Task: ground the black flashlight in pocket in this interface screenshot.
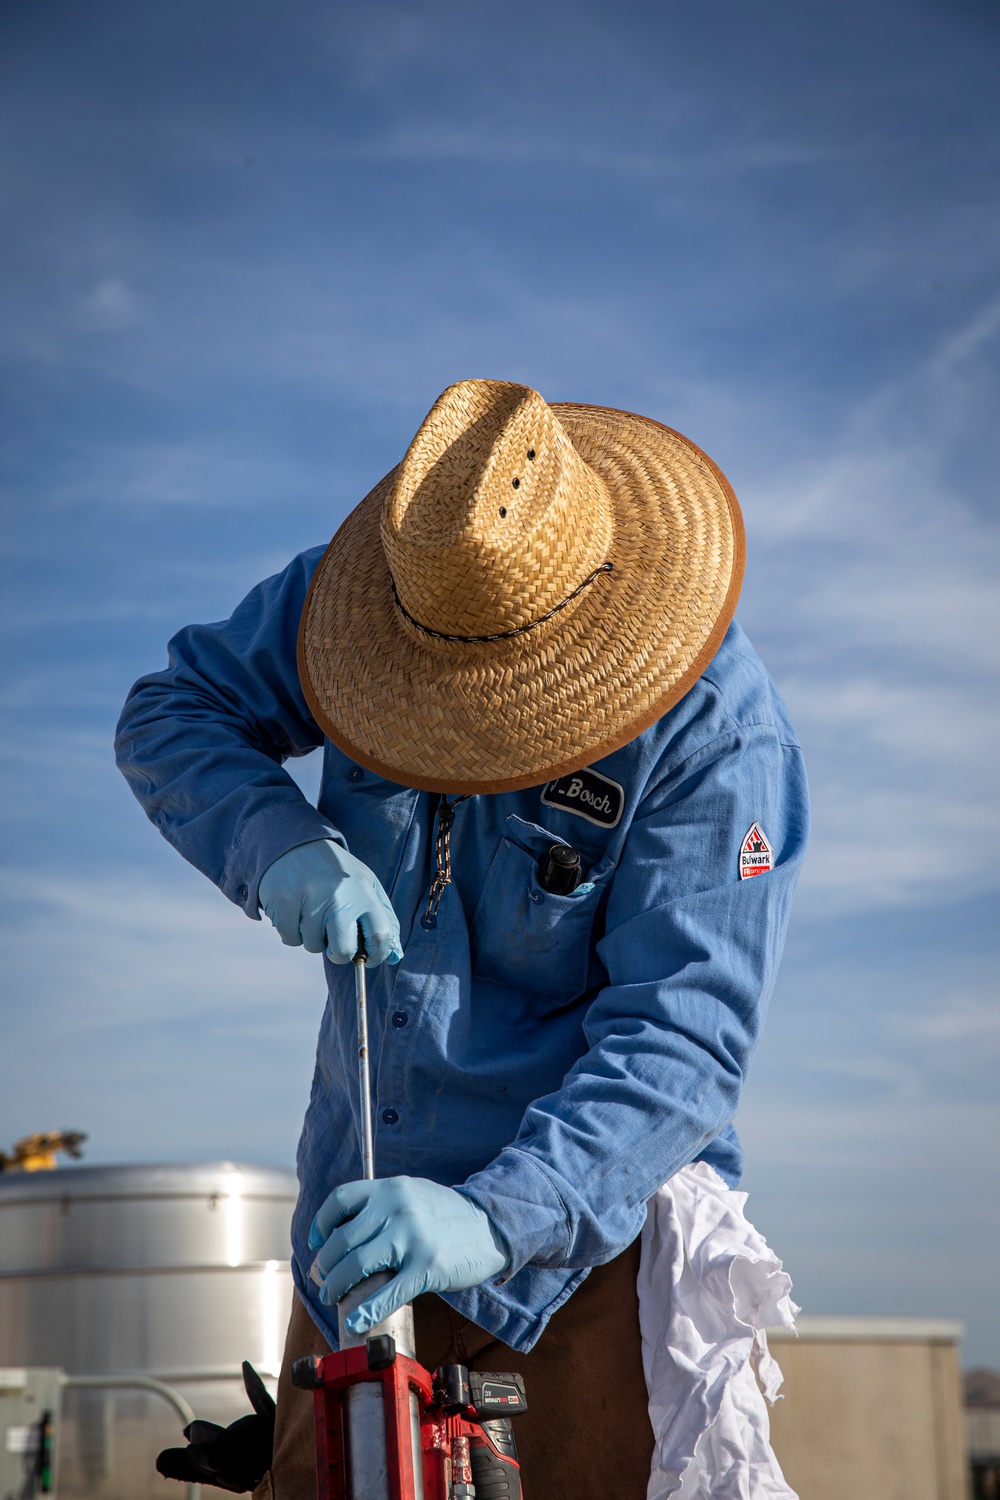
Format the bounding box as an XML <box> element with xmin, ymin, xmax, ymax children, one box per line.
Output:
<box><xmin>538</xmin><ymin>843</ymin><xmax>582</xmax><ymax>895</ymax></box>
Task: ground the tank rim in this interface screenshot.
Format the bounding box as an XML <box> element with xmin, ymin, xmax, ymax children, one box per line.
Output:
<box><xmin>0</xmin><ymin>1160</ymin><xmax>298</xmax><ymax>1202</ymax></box>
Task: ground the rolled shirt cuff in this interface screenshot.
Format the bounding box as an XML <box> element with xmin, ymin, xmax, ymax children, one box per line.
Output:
<box><xmin>457</xmin><ymin>1146</ymin><xmax>574</xmax><ymax>1277</ymax></box>
<box><xmin>221</xmin><ymin>799</ymin><xmax>347</xmax><ymax>918</ymax></box>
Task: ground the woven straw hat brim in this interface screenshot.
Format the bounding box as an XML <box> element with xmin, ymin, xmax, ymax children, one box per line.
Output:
<box><xmin>298</xmin><ymin>404</ymin><xmax>745</xmax><ymax>794</ymax></box>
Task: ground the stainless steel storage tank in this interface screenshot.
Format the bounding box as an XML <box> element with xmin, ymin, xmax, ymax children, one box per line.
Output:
<box><xmin>0</xmin><ymin>1162</ymin><xmax>297</xmax><ymax>1499</ymax></box>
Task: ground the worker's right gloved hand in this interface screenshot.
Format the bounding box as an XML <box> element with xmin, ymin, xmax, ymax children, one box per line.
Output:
<box><xmin>258</xmin><ymin>840</ymin><xmax>403</xmax><ymax>966</ymax></box>
<box><xmin>308</xmin><ymin>1177</ymin><xmax>510</xmax><ymax>1335</ymax></box>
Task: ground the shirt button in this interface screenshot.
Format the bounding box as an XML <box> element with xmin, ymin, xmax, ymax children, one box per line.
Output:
<box><xmin>239</xmin><ymin>884</ymin><xmax>249</xmax><ymax>901</ymax></box>
<box><xmin>381</xmin><ymin>1108</ymin><xmax>399</xmax><ymax>1126</ymax></box>
<box><xmin>348</xmin><ymin>767</ymin><xmax>364</xmax><ymax>783</ymax></box>
<box><xmin>528</xmin><ymin>889</ymin><xmax>543</xmax><ymax>905</ymax></box>
<box><xmin>392</xmin><ymin>1012</ymin><xmax>408</xmax><ymax>1029</ymax></box>
<box><xmin>420</xmin><ymin>914</ymin><xmax>437</xmax><ymax>930</ymax></box>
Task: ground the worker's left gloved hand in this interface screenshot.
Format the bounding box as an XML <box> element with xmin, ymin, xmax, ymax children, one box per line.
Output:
<box><xmin>307</xmin><ymin>1176</ymin><xmax>510</xmax><ymax>1335</ymax></box>
<box><xmin>156</xmin><ymin>1361</ymin><xmax>274</xmax><ymax>1494</ymax></box>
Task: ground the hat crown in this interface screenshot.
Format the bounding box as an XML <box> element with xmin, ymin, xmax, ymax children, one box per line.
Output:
<box><xmin>381</xmin><ymin>380</ymin><xmax>613</xmax><ymax>638</ymax></box>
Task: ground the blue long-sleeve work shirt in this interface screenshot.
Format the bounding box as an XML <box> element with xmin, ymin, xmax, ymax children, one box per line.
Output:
<box><xmin>115</xmin><ymin>546</ymin><xmax>808</xmax><ymax>1352</ymax></box>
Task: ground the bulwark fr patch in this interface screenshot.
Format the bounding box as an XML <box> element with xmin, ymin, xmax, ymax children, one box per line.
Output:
<box><xmin>739</xmin><ymin>822</ymin><xmax>773</xmax><ymax>879</ymax></box>
<box><xmin>541</xmin><ymin>767</ymin><xmax>625</xmax><ymax>829</ymax></box>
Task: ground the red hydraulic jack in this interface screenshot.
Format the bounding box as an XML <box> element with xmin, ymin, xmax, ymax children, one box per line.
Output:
<box><xmin>292</xmin><ymin>1342</ymin><xmax>526</xmax><ymax>1499</ymax></box>
<box><xmin>294</xmin><ymin>926</ymin><xmax>526</xmax><ymax>1499</ymax></box>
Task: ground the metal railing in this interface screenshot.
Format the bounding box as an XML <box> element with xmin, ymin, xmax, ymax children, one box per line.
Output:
<box><xmin>61</xmin><ymin>1375</ymin><xmax>199</xmax><ymax>1500</ymax></box>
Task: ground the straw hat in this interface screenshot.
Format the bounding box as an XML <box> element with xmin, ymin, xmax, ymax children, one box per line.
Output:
<box><xmin>298</xmin><ymin>380</ymin><xmax>744</xmax><ymax>794</ymax></box>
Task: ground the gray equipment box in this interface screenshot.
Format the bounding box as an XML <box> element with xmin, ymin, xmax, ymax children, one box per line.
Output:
<box><xmin>0</xmin><ymin>1368</ymin><xmax>62</xmax><ymax>1500</ymax></box>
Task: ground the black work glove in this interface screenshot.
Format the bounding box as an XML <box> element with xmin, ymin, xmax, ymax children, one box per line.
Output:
<box><xmin>156</xmin><ymin>1361</ymin><xmax>276</xmax><ymax>1494</ymax></box>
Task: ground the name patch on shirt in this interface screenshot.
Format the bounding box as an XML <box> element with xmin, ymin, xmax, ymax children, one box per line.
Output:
<box><xmin>541</xmin><ymin>768</ymin><xmax>625</xmax><ymax>828</ymax></box>
<box><xmin>739</xmin><ymin>822</ymin><xmax>773</xmax><ymax>879</ymax></box>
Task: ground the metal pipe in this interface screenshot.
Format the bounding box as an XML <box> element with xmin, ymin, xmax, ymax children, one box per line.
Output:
<box><xmin>339</xmin><ymin>926</ymin><xmax>423</xmax><ymax>1500</ymax></box>
<box><xmin>354</xmin><ymin>926</ymin><xmax>376</xmax><ymax>1183</ymax></box>
<box><xmin>61</xmin><ymin>1375</ymin><xmax>199</xmax><ymax>1500</ymax></box>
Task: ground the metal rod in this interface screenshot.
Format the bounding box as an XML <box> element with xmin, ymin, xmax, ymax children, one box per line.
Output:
<box><xmin>354</xmin><ymin>922</ymin><xmax>376</xmax><ymax>1182</ymax></box>
<box><xmin>61</xmin><ymin>1375</ymin><xmax>199</xmax><ymax>1500</ymax></box>
<box><xmin>343</xmin><ymin>924</ymin><xmax>423</xmax><ymax>1500</ymax></box>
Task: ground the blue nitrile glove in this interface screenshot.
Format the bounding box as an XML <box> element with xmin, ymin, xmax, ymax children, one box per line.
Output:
<box><xmin>258</xmin><ymin>840</ymin><xmax>403</xmax><ymax>966</ymax></box>
<box><xmin>307</xmin><ymin>1177</ymin><xmax>510</xmax><ymax>1335</ymax></box>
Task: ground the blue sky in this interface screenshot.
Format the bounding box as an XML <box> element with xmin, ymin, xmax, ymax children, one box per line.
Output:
<box><xmin>1</xmin><ymin>0</ymin><xmax>998</xmax><ymax>1363</ymax></box>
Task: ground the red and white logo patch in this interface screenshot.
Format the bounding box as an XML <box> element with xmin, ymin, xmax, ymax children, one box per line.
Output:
<box><xmin>739</xmin><ymin>822</ymin><xmax>773</xmax><ymax>879</ymax></box>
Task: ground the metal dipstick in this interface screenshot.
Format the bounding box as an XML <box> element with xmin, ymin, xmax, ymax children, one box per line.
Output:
<box><xmin>354</xmin><ymin>923</ymin><xmax>376</xmax><ymax>1183</ymax></box>
<box><xmin>340</xmin><ymin>922</ymin><xmax>422</xmax><ymax>1500</ymax></box>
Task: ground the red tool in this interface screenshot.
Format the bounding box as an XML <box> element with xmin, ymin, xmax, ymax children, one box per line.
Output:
<box><xmin>292</xmin><ymin>1341</ymin><xmax>525</xmax><ymax>1500</ymax></box>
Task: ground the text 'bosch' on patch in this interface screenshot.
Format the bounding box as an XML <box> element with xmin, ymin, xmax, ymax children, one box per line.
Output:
<box><xmin>540</xmin><ymin>768</ymin><xmax>625</xmax><ymax>828</ymax></box>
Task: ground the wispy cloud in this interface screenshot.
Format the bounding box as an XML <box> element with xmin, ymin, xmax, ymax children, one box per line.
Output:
<box><xmin>734</xmin><ymin>295</ymin><xmax>1000</xmax><ymax>914</ymax></box>
<box><xmin>0</xmin><ymin>866</ymin><xmax>328</xmax><ymax>1162</ymax></box>
<box><xmin>78</xmin><ymin>277</ymin><xmax>144</xmax><ymax>331</ymax></box>
<box><xmin>902</xmin><ymin>991</ymin><xmax>1000</xmax><ymax>1047</ymax></box>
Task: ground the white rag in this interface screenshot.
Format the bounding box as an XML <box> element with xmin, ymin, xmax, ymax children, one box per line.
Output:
<box><xmin>637</xmin><ymin>1161</ymin><xmax>800</xmax><ymax>1500</ymax></box>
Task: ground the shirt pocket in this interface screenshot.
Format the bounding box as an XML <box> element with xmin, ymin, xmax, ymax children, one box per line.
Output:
<box><xmin>471</xmin><ymin>815</ymin><xmax>616</xmax><ymax>1011</ymax></box>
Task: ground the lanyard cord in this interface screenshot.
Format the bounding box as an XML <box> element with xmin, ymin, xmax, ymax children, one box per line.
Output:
<box><xmin>424</xmin><ymin>794</ymin><xmax>470</xmax><ymax>924</ymax></box>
